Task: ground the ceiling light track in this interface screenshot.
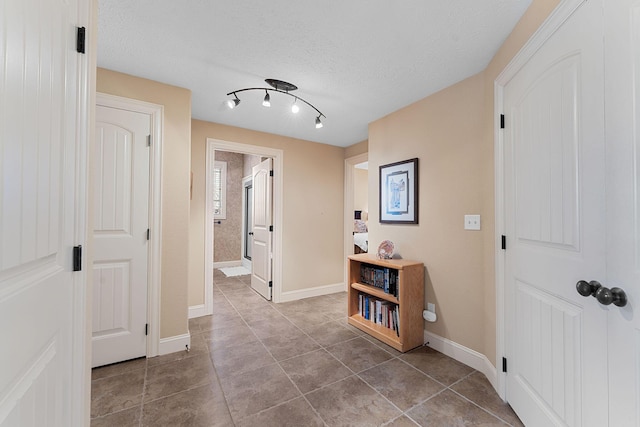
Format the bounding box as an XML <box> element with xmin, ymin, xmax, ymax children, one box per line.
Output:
<box><xmin>226</xmin><ymin>79</ymin><xmax>325</xmax><ymax>129</ymax></box>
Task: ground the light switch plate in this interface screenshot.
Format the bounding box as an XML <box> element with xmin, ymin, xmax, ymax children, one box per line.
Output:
<box><xmin>464</xmin><ymin>214</ymin><xmax>481</xmax><ymax>230</ymax></box>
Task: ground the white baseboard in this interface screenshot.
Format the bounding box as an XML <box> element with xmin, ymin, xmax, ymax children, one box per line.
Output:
<box><xmin>213</xmin><ymin>260</ymin><xmax>242</xmax><ymax>268</ymax></box>
<box><xmin>278</xmin><ymin>282</ymin><xmax>347</xmax><ymax>303</ymax></box>
<box><xmin>159</xmin><ymin>332</ymin><xmax>191</xmax><ymax>355</ymax></box>
<box><xmin>424</xmin><ymin>330</ymin><xmax>498</xmax><ymax>391</ymax></box>
<box><xmin>188</xmin><ymin>303</ymin><xmax>212</xmax><ymax>319</ymax></box>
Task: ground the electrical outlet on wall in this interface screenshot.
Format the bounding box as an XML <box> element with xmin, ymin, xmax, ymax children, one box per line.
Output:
<box><xmin>464</xmin><ymin>214</ymin><xmax>481</xmax><ymax>230</ymax></box>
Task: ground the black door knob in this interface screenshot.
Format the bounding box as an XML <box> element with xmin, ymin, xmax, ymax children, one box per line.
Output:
<box><xmin>595</xmin><ymin>286</ymin><xmax>628</xmax><ymax>307</ymax></box>
<box><xmin>576</xmin><ymin>280</ymin><xmax>627</xmax><ymax>307</ymax></box>
<box><xmin>576</xmin><ymin>280</ymin><xmax>601</xmax><ymax>297</ymax></box>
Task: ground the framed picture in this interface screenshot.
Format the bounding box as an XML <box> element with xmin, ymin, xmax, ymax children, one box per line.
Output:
<box><xmin>379</xmin><ymin>158</ymin><xmax>418</xmax><ymax>224</ymax></box>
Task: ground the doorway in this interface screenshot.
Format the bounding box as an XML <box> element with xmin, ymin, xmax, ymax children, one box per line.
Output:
<box><xmin>205</xmin><ymin>139</ymin><xmax>284</xmax><ymax>310</ymax></box>
<box><xmin>344</xmin><ymin>153</ymin><xmax>369</xmax><ymax>282</ymax></box>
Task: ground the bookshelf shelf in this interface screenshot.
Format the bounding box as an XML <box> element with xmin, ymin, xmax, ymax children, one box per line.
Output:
<box><xmin>351</xmin><ymin>282</ymin><xmax>399</xmax><ymax>304</ymax></box>
<box><xmin>347</xmin><ymin>253</ymin><xmax>424</xmax><ymax>353</ymax></box>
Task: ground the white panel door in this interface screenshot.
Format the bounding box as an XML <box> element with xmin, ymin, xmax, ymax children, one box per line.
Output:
<box><xmin>251</xmin><ymin>158</ymin><xmax>273</xmax><ymax>300</ymax></box>
<box><xmin>604</xmin><ymin>0</ymin><xmax>640</xmax><ymax>424</ymax></box>
<box><xmin>92</xmin><ymin>104</ymin><xmax>150</xmax><ymax>367</ymax></box>
<box><xmin>503</xmin><ymin>0</ymin><xmax>608</xmax><ymax>425</ymax></box>
<box><xmin>0</xmin><ymin>0</ymin><xmax>88</xmax><ymax>424</ymax></box>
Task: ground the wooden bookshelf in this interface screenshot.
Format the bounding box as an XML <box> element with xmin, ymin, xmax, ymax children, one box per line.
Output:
<box><xmin>347</xmin><ymin>253</ymin><xmax>424</xmax><ymax>352</ymax></box>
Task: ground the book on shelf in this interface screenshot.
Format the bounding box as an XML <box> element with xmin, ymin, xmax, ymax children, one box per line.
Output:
<box><xmin>359</xmin><ymin>263</ymin><xmax>399</xmax><ymax>298</ymax></box>
<box><xmin>356</xmin><ymin>292</ymin><xmax>400</xmax><ymax>335</ymax></box>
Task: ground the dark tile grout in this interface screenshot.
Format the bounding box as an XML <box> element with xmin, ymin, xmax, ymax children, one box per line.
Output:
<box><xmin>91</xmin><ymin>270</ymin><xmax>521</xmax><ymax>427</ymax></box>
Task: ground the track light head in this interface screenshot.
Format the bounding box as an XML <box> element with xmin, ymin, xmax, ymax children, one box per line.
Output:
<box><xmin>262</xmin><ymin>91</ymin><xmax>271</xmax><ymax>107</ymax></box>
<box><xmin>226</xmin><ymin>94</ymin><xmax>240</xmax><ymax>109</ymax></box>
<box><xmin>291</xmin><ymin>99</ymin><xmax>300</xmax><ymax>114</ymax></box>
<box><xmin>315</xmin><ymin>116</ymin><xmax>323</xmax><ymax>129</ymax></box>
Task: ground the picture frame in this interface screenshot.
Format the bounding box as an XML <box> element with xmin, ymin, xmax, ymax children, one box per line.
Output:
<box><xmin>379</xmin><ymin>158</ymin><xmax>418</xmax><ymax>224</ymax></box>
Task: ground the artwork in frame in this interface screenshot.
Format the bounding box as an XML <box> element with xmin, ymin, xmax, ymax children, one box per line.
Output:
<box><xmin>379</xmin><ymin>158</ymin><xmax>418</xmax><ymax>224</ymax></box>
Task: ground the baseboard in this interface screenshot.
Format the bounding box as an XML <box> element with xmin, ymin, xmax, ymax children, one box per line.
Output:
<box><xmin>213</xmin><ymin>260</ymin><xmax>242</xmax><ymax>268</ymax></box>
<box><xmin>188</xmin><ymin>304</ymin><xmax>211</xmax><ymax>319</ymax></box>
<box><xmin>423</xmin><ymin>330</ymin><xmax>498</xmax><ymax>391</ymax></box>
<box><xmin>158</xmin><ymin>332</ymin><xmax>191</xmax><ymax>355</ymax></box>
<box><xmin>278</xmin><ymin>282</ymin><xmax>346</xmax><ymax>303</ymax></box>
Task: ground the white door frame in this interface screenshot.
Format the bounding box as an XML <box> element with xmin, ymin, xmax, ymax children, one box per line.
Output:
<box><xmin>494</xmin><ymin>0</ymin><xmax>584</xmax><ymax>400</ymax></box>
<box><xmin>205</xmin><ymin>139</ymin><xmax>283</xmax><ymax>306</ymax></box>
<box><xmin>344</xmin><ymin>153</ymin><xmax>368</xmax><ymax>286</ymax></box>
<box><xmin>241</xmin><ymin>175</ymin><xmax>253</xmax><ymax>271</ymax></box>
<box><xmin>96</xmin><ymin>93</ymin><xmax>163</xmax><ymax>358</ymax></box>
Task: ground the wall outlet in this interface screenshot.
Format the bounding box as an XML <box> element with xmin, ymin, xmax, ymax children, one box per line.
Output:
<box><xmin>464</xmin><ymin>214</ymin><xmax>481</xmax><ymax>230</ymax></box>
<box><xmin>427</xmin><ymin>303</ymin><xmax>436</xmax><ymax>313</ymax></box>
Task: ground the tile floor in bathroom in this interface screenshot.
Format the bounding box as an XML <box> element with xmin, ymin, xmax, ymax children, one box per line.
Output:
<box><xmin>90</xmin><ymin>269</ymin><xmax>523</xmax><ymax>426</ymax></box>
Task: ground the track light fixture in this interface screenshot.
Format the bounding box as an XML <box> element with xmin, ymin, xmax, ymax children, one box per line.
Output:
<box><xmin>226</xmin><ymin>93</ymin><xmax>240</xmax><ymax>109</ymax></box>
<box><xmin>226</xmin><ymin>79</ymin><xmax>325</xmax><ymax>129</ymax></box>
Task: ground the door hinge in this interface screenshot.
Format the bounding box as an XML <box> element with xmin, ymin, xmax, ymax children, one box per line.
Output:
<box><xmin>147</xmin><ymin>229</ymin><xmax>150</xmax><ymax>240</ymax></box>
<box><xmin>500</xmin><ymin>114</ymin><xmax>505</xmax><ymax>129</ymax></box>
<box><xmin>501</xmin><ymin>235</ymin><xmax>506</xmax><ymax>250</ymax></box>
<box><xmin>269</xmin><ymin>225</ymin><xmax>273</xmax><ymax>232</ymax></box>
<box><xmin>269</xmin><ymin>281</ymin><xmax>273</xmax><ymax>288</ymax></box>
<box><xmin>76</xmin><ymin>27</ymin><xmax>86</xmax><ymax>54</ymax></box>
<box><xmin>145</xmin><ymin>323</ymin><xmax>149</xmax><ymax>336</ymax></box>
<box><xmin>502</xmin><ymin>357</ymin><xmax>507</xmax><ymax>373</ymax></box>
<box><xmin>269</xmin><ymin>170</ymin><xmax>273</xmax><ymax>177</ymax></box>
<box><xmin>147</xmin><ymin>134</ymin><xmax>151</xmax><ymax>147</ymax></box>
<box><xmin>72</xmin><ymin>245</ymin><xmax>82</xmax><ymax>271</ymax></box>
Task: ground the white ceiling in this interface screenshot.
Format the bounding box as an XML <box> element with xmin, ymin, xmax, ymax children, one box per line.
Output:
<box><xmin>98</xmin><ymin>0</ymin><xmax>532</xmax><ymax>148</ymax></box>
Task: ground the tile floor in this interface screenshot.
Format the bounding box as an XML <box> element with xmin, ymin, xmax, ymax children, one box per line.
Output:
<box><xmin>91</xmin><ymin>270</ymin><xmax>523</xmax><ymax>426</ymax></box>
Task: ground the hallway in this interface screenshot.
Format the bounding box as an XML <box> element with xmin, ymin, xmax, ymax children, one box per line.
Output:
<box><xmin>90</xmin><ymin>270</ymin><xmax>522</xmax><ymax>426</ymax></box>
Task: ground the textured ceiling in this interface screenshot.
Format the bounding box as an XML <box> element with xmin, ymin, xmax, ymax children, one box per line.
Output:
<box><xmin>98</xmin><ymin>0</ymin><xmax>532</xmax><ymax>147</ymax></box>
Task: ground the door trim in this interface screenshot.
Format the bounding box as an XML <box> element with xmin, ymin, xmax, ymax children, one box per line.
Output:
<box><xmin>205</xmin><ymin>139</ymin><xmax>284</xmax><ymax>306</ymax></box>
<box><xmin>96</xmin><ymin>92</ymin><xmax>163</xmax><ymax>358</ymax></box>
<box><xmin>494</xmin><ymin>0</ymin><xmax>585</xmax><ymax>400</ymax></box>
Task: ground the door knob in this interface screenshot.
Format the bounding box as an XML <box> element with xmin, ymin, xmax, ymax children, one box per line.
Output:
<box><xmin>595</xmin><ymin>286</ymin><xmax>627</xmax><ymax>307</ymax></box>
<box><xmin>576</xmin><ymin>280</ymin><xmax>628</xmax><ymax>307</ymax></box>
<box><xmin>576</xmin><ymin>280</ymin><xmax>601</xmax><ymax>297</ymax></box>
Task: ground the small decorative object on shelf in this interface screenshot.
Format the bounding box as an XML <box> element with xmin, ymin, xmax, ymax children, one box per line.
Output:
<box><xmin>377</xmin><ymin>240</ymin><xmax>394</xmax><ymax>259</ymax></box>
<box><xmin>347</xmin><ymin>253</ymin><xmax>424</xmax><ymax>352</ymax></box>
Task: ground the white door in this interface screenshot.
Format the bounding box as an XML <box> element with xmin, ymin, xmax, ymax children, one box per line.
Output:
<box><xmin>251</xmin><ymin>158</ymin><xmax>273</xmax><ymax>300</ymax></box>
<box><xmin>604</xmin><ymin>0</ymin><xmax>640</xmax><ymax>424</ymax></box>
<box><xmin>0</xmin><ymin>0</ymin><xmax>89</xmax><ymax>424</ymax></box>
<box><xmin>503</xmin><ymin>0</ymin><xmax>608</xmax><ymax>425</ymax></box>
<box><xmin>92</xmin><ymin>102</ymin><xmax>150</xmax><ymax>367</ymax></box>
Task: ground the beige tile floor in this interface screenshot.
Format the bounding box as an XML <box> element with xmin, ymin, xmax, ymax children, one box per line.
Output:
<box><xmin>91</xmin><ymin>270</ymin><xmax>523</xmax><ymax>426</ymax></box>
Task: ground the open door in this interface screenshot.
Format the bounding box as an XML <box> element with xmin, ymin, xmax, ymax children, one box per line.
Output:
<box><xmin>251</xmin><ymin>158</ymin><xmax>273</xmax><ymax>300</ymax></box>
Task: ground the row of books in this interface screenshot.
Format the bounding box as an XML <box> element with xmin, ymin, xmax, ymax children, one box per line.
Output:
<box><xmin>357</xmin><ymin>293</ymin><xmax>400</xmax><ymax>336</ymax></box>
<box><xmin>359</xmin><ymin>264</ymin><xmax>398</xmax><ymax>297</ymax></box>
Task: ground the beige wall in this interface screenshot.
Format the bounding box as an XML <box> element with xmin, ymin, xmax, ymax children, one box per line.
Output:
<box><xmin>366</xmin><ymin>0</ymin><xmax>560</xmax><ymax>366</ymax></box>
<box><xmin>213</xmin><ymin>151</ymin><xmax>243</xmax><ymax>263</ymax></box>
<box><xmin>189</xmin><ymin>119</ymin><xmax>345</xmax><ymax>305</ymax></box>
<box><xmin>354</xmin><ymin>168</ymin><xmax>369</xmax><ymax>221</ymax></box>
<box><xmin>345</xmin><ymin>140</ymin><xmax>368</xmax><ymax>158</ymax></box>
<box><xmin>97</xmin><ymin>68</ymin><xmax>191</xmax><ymax>339</ymax></box>
<box><xmin>369</xmin><ymin>72</ymin><xmax>487</xmax><ymax>353</ymax></box>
